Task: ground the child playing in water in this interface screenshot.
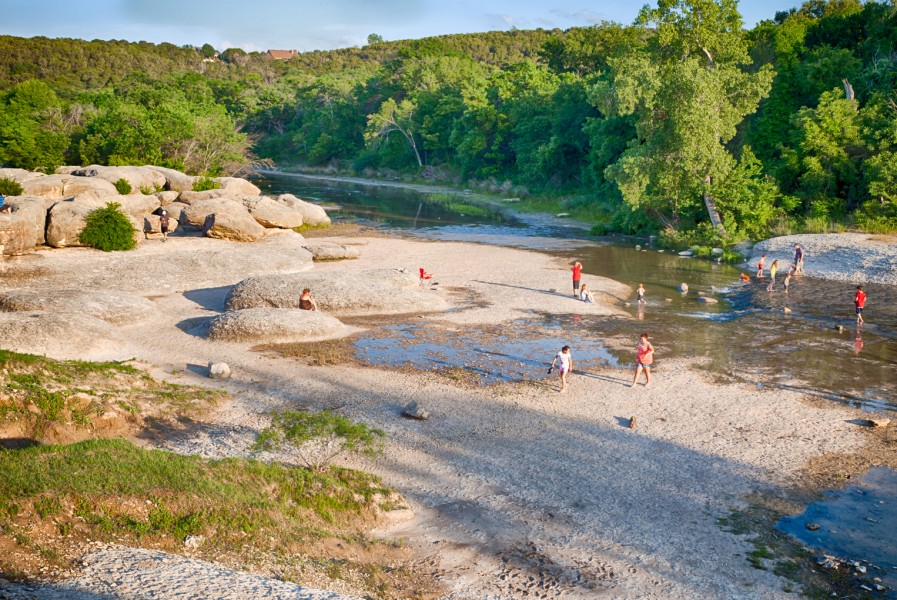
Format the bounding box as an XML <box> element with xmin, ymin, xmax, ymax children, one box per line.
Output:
<box><xmin>783</xmin><ymin>270</ymin><xmax>792</xmax><ymax>294</ymax></box>
<box><xmin>631</xmin><ymin>333</ymin><xmax>654</xmax><ymax>388</ymax></box>
<box><xmin>766</xmin><ymin>260</ymin><xmax>779</xmax><ymax>292</ymax></box>
<box><xmin>550</xmin><ymin>346</ymin><xmax>573</xmax><ymax>393</ymax></box>
<box><xmin>855</xmin><ymin>285</ymin><xmax>866</xmax><ymax>324</ymax></box>
<box><xmin>756</xmin><ymin>254</ymin><xmax>767</xmax><ymax>278</ymax></box>
<box><xmin>636</xmin><ymin>283</ymin><xmax>646</xmax><ymax>304</ymax></box>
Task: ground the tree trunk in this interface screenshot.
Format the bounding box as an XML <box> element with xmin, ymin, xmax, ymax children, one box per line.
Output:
<box><xmin>703</xmin><ymin>175</ymin><xmax>726</xmax><ymax>236</ymax></box>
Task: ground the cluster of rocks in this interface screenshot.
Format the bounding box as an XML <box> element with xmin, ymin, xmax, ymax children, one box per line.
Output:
<box><xmin>0</xmin><ymin>165</ymin><xmax>331</xmax><ymax>255</ymax></box>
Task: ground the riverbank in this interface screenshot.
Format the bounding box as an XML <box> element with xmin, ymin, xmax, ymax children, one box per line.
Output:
<box><xmin>1</xmin><ymin>229</ymin><xmax>894</xmax><ymax>599</ymax></box>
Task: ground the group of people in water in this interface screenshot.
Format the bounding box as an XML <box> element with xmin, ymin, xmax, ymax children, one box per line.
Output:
<box><xmin>553</xmin><ymin>242</ymin><xmax>870</xmax><ymax>392</ymax></box>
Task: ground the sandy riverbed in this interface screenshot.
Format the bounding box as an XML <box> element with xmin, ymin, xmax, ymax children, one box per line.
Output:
<box><xmin>0</xmin><ymin>230</ymin><xmax>891</xmax><ymax>599</ymax></box>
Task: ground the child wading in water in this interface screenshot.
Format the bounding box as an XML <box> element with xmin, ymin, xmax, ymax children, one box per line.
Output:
<box><xmin>756</xmin><ymin>254</ymin><xmax>767</xmax><ymax>278</ymax></box>
<box><xmin>766</xmin><ymin>260</ymin><xmax>779</xmax><ymax>292</ymax></box>
<box><xmin>855</xmin><ymin>285</ymin><xmax>866</xmax><ymax>324</ymax></box>
<box><xmin>636</xmin><ymin>283</ymin><xmax>646</xmax><ymax>304</ymax></box>
<box><xmin>631</xmin><ymin>333</ymin><xmax>654</xmax><ymax>388</ymax></box>
<box><xmin>549</xmin><ymin>346</ymin><xmax>573</xmax><ymax>393</ymax></box>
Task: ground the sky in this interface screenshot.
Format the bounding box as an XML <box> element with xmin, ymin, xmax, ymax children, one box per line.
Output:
<box><xmin>3</xmin><ymin>0</ymin><xmax>800</xmax><ymax>53</ymax></box>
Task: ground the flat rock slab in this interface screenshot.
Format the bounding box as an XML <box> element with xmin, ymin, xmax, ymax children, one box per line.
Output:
<box><xmin>226</xmin><ymin>269</ymin><xmax>449</xmax><ymax>317</ymax></box>
<box><xmin>304</xmin><ymin>242</ymin><xmax>361</xmax><ymax>261</ymax></box>
<box><xmin>0</xmin><ymin>288</ymin><xmax>156</xmax><ymax>326</ymax></box>
<box><xmin>0</xmin><ymin>312</ymin><xmax>124</xmax><ymax>360</ymax></box>
<box><xmin>17</xmin><ymin>547</ymin><xmax>361</xmax><ymax>600</ymax></box>
<box><xmin>208</xmin><ymin>308</ymin><xmax>358</xmax><ymax>343</ymax></box>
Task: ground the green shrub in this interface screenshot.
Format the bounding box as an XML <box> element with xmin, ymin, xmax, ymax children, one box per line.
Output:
<box><xmin>0</xmin><ymin>177</ymin><xmax>24</xmax><ymax>196</ymax></box>
<box><xmin>253</xmin><ymin>409</ymin><xmax>385</xmax><ymax>470</ymax></box>
<box><xmin>113</xmin><ymin>178</ymin><xmax>132</xmax><ymax>195</ymax></box>
<box><xmin>78</xmin><ymin>202</ymin><xmax>136</xmax><ymax>252</ymax></box>
<box><xmin>856</xmin><ymin>215</ymin><xmax>897</xmax><ymax>234</ymax></box>
<box><xmin>192</xmin><ymin>176</ymin><xmax>221</xmax><ymax>192</ymax></box>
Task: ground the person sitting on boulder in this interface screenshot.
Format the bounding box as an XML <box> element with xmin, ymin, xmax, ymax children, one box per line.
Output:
<box><xmin>580</xmin><ymin>283</ymin><xmax>595</xmax><ymax>303</ymax></box>
<box><xmin>299</xmin><ymin>288</ymin><xmax>317</xmax><ymax>311</ymax></box>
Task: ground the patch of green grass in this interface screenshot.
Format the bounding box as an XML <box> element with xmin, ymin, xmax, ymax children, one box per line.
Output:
<box><xmin>292</xmin><ymin>222</ymin><xmax>332</xmax><ymax>233</ymax></box>
<box><xmin>748</xmin><ymin>545</ymin><xmax>774</xmax><ymax>570</ymax></box>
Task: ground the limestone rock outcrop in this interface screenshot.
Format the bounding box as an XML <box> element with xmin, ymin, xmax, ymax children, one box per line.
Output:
<box><xmin>226</xmin><ymin>269</ymin><xmax>448</xmax><ymax>317</ymax></box>
<box><xmin>203</xmin><ymin>207</ymin><xmax>266</xmax><ymax>242</ymax></box>
<box><xmin>277</xmin><ymin>194</ymin><xmax>331</xmax><ymax>226</ymax></box>
<box><xmin>208</xmin><ymin>308</ymin><xmax>357</xmax><ymax>343</ymax></box>
<box><xmin>0</xmin><ymin>288</ymin><xmax>156</xmax><ymax>325</ymax></box>
<box><xmin>0</xmin><ymin>311</ymin><xmax>124</xmax><ymax>360</ymax></box>
<box><xmin>242</xmin><ymin>196</ymin><xmax>303</xmax><ymax>229</ymax></box>
<box><xmin>304</xmin><ymin>242</ymin><xmax>360</xmax><ymax>261</ymax></box>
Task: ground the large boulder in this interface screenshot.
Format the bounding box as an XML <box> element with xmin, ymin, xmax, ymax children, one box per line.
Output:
<box><xmin>143</xmin><ymin>166</ymin><xmax>195</xmax><ymax>192</ymax></box>
<box><xmin>217</xmin><ymin>177</ymin><xmax>260</xmax><ymax>196</ymax></box>
<box><xmin>178</xmin><ymin>189</ymin><xmax>231</xmax><ymax>204</ymax></box>
<box><xmin>46</xmin><ymin>201</ymin><xmax>141</xmax><ymax>248</ymax></box>
<box><xmin>21</xmin><ymin>174</ymin><xmax>120</xmax><ymax>201</ymax></box>
<box><xmin>0</xmin><ymin>197</ymin><xmax>48</xmax><ymax>254</ymax></box>
<box><xmin>0</xmin><ymin>288</ymin><xmax>156</xmax><ymax>325</ymax></box>
<box><xmin>226</xmin><ymin>269</ymin><xmax>448</xmax><ymax>317</ymax></box>
<box><xmin>304</xmin><ymin>242</ymin><xmax>360</xmax><ymax>261</ymax></box>
<box><xmin>66</xmin><ymin>165</ymin><xmax>166</xmax><ymax>193</ymax></box>
<box><xmin>242</xmin><ymin>196</ymin><xmax>303</xmax><ymax>229</ymax></box>
<box><xmin>163</xmin><ymin>202</ymin><xmax>189</xmax><ymax>226</ymax></box>
<box><xmin>208</xmin><ymin>307</ymin><xmax>357</xmax><ymax>343</ymax></box>
<box><xmin>203</xmin><ymin>208</ymin><xmax>266</xmax><ymax>242</ymax></box>
<box><xmin>183</xmin><ymin>198</ymin><xmax>242</xmax><ymax>227</ymax></box>
<box><xmin>45</xmin><ymin>201</ymin><xmax>93</xmax><ymax>247</ymax></box>
<box><xmin>0</xmin><ymin>312</ymin><xmax>125</xmax><ymax>360</ymax></box>
<box><xmin>277</xmin><ymin>194</ymin><xmax>331</xmax><ymax>227</ymax></box>
<box><xmin>155</xmin><ymin>190</ymin><xmax>179</xmax><ymax>205</ymax></box>
<box><xmin>0</xmin><ymin>168</ymin><xmax>46</xmax><ymax>184</ymax></box>
<box><xmin>115</xmin><ymin>193</ymin><xmax>161</xmax><ymax>219</ymax></box>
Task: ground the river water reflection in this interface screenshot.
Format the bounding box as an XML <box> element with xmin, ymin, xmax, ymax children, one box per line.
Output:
<box><xmin>255</xmin><ymin>173</ymin><xmax>896</xmax><ymax>412</ymax></box>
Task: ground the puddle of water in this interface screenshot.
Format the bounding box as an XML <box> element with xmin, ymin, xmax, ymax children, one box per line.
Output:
<box><xmin>352</xmin><ymin>321</ymin><xmax>622</xmax><ymax>385</ymax></box>
<box><xmin>777</xmin><ymin>467</ymin><xmax>897</xmax><ymax>595</ymax></box>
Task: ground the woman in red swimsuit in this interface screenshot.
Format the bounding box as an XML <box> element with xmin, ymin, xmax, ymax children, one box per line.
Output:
<box><xmin>631</xmin><ymin>332</ymin><xmax>654</xmax><ymax>388</ymax></box>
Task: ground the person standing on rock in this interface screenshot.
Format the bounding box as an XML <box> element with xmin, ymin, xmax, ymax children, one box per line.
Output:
<box><xmin>855</xmin><ymin>285</ymin><xmax>866</xmax><ymax>325</ymax></box>
<box><xmin>766</xmin><ymin>260</ymin><xmax>779</xmax><ymax>292</ymax></box>
<box><xmin>631</xmin><ymin>333</ymin><xmax>654</xmax><ymax>388</ymax></box>
<box><xmin>550</xmin><ymin>346</ymin><xmax>573</xmax><ymax>393</ymax></box>
<box><xmin>793</xmin><ymin>243</ymin><xmax>805</xmax><ymax>274</ymax></box>
<box><xmin>571</xmin><ymin>261</ymin><xmax>582</xmax><ymax>298</ymax></box>
<box><xmin>159</xmin><ymin>210</ymin><xmax>170</xmax><ymax>242</ymax></box>
<box><xmin>299</xmin><ymin>288</ymin><xmax>318</xmax><ymax>311</ymax></box>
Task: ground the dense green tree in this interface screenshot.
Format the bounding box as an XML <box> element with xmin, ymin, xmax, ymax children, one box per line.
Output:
<box><xmin>0</xmin><ymin>80</ymin><xmax>70</xmax><ymax>170</ymax></box>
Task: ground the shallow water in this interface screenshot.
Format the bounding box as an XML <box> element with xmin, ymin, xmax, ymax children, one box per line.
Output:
<box><xmin>255</xmin><ymin>173</ymin><xmax>897</xmax><ymax>412</ymax></box>
<box><xmin>778</xmin><ymin>467</ymin><xmax>897</xmax><ymax>595</ymax></box>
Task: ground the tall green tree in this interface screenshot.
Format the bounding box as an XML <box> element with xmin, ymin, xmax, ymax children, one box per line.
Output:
<box><xmin>596</xmin><ymin>0</ymin><xmax>774</xmax><ymax>234</ymax></box>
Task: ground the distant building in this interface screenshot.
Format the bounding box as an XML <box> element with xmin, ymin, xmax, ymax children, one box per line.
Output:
<box><xmin>267</xmin><ymin>50</ymin><xmax>297</xmax><ymax>60</ymax></box>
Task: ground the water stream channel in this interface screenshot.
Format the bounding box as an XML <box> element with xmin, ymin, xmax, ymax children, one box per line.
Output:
<box><xmin>255</xmin><ymin>172</ymin><xmax>897</xmax><ymax>587</ymax></box>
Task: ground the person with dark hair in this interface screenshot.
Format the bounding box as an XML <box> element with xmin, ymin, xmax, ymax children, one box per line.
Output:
<box><xmin>159</xmin><ymin>210</ymin><xmax>170</xmax><ymax>242</ymax></box>
<box><xmin>793</xmin><ymin>243</ymin><xmax>805</xmax><ymax>274</ymax></box>
<box><xmin>299</xmin><ymin>288</ymin><xmax>317</xmax><ymax>311</ymax></box>
<box><xmin>631</xmin><ymin>332</ymin><xmax>654</xmax><ymax>388</ymax></box>
<box><xmin>549</xmin><ymin>345</ymin><xmax>573</xmax><ymax>393</ymax></box>
<box><xmin>0</xmin><ymin>195</ymin><xmax>10</xmax><ymax>214</ymax></box>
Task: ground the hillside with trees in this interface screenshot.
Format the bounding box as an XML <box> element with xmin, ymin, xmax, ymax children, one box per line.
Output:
<box><xmin>1</xmin><ymin>0</ymin><xmax>896</xmax><ymax>245</ymax></box>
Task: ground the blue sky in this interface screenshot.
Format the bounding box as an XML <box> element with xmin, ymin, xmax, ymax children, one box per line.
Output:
<box><xmin>3</xmin><ymin>0</ymin><xmax>799</xmax><ymax>52</ymax></box>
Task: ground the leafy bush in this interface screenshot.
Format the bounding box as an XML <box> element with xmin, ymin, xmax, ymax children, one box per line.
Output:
<box><xmin>192</xmin><ymin>176</ymin><xmax>221</xmax><ymax>192</ymax></box>
<box><xmin>855</xmin><ymin>215</ymin><xmax>897</xmax><ymax>234</ymax></box>
<box><xmin>0</xmin><ymin>177</ymin><xmax>24</xmax><ymax>196</ymax></box>
<box><xmin>78</xmin><ymin>202</ymin><xmax>136</xmax><ymax>252</ymax></box>
<box><xmin>253</xmin><ymin>409</ymin><xmax>385</xmax><ymax>470</ymax></box>
<box><xmin>113</xmin><ymin>178</ymin><xmax>132</xmax><ymax>195</ymax></box>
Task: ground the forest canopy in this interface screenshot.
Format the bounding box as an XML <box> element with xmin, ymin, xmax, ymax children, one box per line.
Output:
<box><xmin>1</xmin><ymin>0</ymin><xmax>896</xmax><ymax>242</ymax></box>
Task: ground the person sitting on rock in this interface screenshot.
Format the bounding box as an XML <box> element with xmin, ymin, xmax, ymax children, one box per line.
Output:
<box><xmin>580</xmin><ymin>283</ymin><xmax>595</xmax><ymax>303</ymax></box>
<box><xmin>299</xmin><ymin>288</ymin><xmax>317</xmax><ymax>311</ymax></box>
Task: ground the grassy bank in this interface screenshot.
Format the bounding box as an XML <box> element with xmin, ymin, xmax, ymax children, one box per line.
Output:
<box><xmin>0</xmin><ymin>438</ymin><xmax>430</xmax><ymax>597</ymax></box>
<box><xmin>0</xmin><ymin>349</ymin><xmax>223</xmax><ymax>443</ymax></box>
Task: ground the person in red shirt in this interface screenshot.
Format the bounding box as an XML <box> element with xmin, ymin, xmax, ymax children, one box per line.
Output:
<box><xmin>855</xmin><ymin>285</ymin><xmax>866</xmax><ymax>324</ymax></box>
<box><xmin>571</xmin><ymin>261</ymin><xmax>582</xmax><ymax>298</ymax></box>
